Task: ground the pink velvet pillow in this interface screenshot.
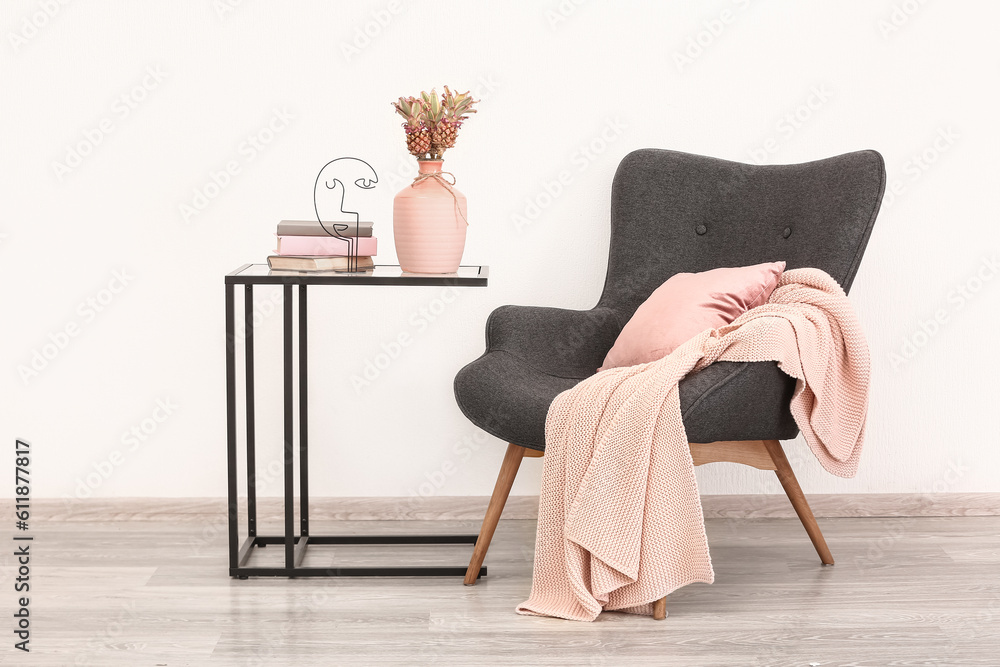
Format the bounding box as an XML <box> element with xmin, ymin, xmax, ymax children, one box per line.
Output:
<box><xmin>599</xmin><ymin>261</ymin><xmax>786</xmax><ymax>371</ymax></box>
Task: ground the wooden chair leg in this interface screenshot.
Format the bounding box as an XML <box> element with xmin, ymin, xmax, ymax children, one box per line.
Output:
<box><xmin>762</xmin><ymin>439</ymin><xmax>834</xmax><ymax>565</ymax></box>
<box><xmin>652</xmin><ymin>597</ymin><xmax>667</xmax><ymax>620</ymax></box>
<box><xmin>464</xmin><ymin>443</ymin><xmax>530</xmax><ymax>585</ymax></box>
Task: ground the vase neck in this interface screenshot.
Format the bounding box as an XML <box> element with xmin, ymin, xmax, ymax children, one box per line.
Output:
<box><xmin>417</xmin><ymin>159</ymin><xmax>443</xmax><ymax>175</ymax></box>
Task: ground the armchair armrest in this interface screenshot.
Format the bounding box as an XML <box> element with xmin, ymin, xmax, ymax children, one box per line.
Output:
<box><xmin>485</xmin><ymin>305</ymin><xmax>623</xmax><ymax>379</ymax></box>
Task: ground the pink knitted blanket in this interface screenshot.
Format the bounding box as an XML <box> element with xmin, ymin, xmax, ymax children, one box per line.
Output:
<box><xmin>516</xmin><ymin>268</ymin><xmax>870</xmax><ymax>621</ymax></box>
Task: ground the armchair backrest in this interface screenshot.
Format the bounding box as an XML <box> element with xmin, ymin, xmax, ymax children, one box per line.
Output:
<box><xmin>598</xmin><ymin>149</ymin><xmax>886</xmax><ymax>320</ymax></box>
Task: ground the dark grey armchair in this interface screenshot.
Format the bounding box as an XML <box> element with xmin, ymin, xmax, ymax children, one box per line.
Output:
<box><xmin>455</xmin><ymin>148</ymin><xmax>886</xmax><ymax>588</ymax></box>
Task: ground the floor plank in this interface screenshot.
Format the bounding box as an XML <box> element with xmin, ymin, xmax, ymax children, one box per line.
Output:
<box><xmin>4</xmin><ymin>516</ymin><xmax>999</xmax><ymax>665</ymax></box>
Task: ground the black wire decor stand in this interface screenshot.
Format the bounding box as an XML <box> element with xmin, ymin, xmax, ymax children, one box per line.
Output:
<box><xmin>312</xmin><ymin>157</ymin><xmax>378</xmax><ymax>272</ymax></box>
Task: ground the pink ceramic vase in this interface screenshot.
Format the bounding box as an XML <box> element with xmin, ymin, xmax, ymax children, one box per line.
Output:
<box><xmin>393</xmin><ymin>159</ymin><xmax>468</xmax><ymax>273</ymax></box>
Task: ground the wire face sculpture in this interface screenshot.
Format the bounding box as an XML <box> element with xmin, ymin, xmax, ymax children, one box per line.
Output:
<box><xmin>312</xmin><ymin>157</ymin><xmax>378</xmax><ymax>271</ymax></box>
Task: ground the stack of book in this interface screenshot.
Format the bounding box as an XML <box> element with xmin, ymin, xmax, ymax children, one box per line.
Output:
<box><xmin>267</xmin><ymin>220</ymin><xmax>377</xmax><ymax>271</ymax></box>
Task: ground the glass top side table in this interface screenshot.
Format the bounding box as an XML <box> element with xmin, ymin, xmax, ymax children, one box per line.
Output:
<box><xmin>225</xmin><ymin>264</ymin><xmax>489</xmax><ymax>578</ymax></box>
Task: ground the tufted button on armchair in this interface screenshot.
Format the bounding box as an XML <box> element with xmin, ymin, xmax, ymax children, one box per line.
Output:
<box><xmin>455</xmin><ymin>148</ymin><xmax>886</xmax><ymax>588</ymax></box>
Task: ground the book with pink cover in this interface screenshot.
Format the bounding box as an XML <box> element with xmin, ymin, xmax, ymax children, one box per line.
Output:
<box><xmin>275</xmin><ymin>235</ymin><xmax>378</xmax><ymax>256</ymax></box>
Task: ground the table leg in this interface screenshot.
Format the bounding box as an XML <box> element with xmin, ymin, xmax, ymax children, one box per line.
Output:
<box><xmin>283</xmin><ymin>284</ymin><xmax>295</xmax><ymax>569</ymax></box>
<box><xmin>299</xmin><ymin>284</ymin><xmax>309</xmax><ymax>538</ymax></box>
<box><xmin>244</xmin><ymin>285</ymin><xmax>257</xmax><ymax>538</ymax></box>
<box><xmin>225</xmin><ymin>283</ymin><xmax>239</xmax><ymax>571</ymax></box>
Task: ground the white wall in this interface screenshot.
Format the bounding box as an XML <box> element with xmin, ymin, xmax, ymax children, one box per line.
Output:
<box><xmin>3</xmin><ymin>1</ymin><xmax>998</xmax><ymax>502</ymax></box>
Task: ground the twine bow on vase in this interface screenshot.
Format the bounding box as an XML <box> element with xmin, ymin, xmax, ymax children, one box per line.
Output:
<box><xmin>409</xmin><ymin>170</ymin><xmax>469</xmax><ymax>226</ymax></box>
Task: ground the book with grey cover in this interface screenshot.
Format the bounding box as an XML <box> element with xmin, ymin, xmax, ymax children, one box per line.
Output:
<box><xmin>277</xmin><ymin>220</ymin><xmax>373</xmax><ymax>237</ymax></box>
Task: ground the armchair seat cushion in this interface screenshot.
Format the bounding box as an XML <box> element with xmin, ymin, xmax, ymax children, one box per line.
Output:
<box><xmin>454</xmin><ymin>353</ymin><xmax>800</xmax><ymax>451</ymax></box>
<box><xmin>679</xmin><ymin>360</ymin><xmax>800</xmax><ymax>443</ymax></box>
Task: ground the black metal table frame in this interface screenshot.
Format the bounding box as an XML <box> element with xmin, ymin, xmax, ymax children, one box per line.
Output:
<box><xmin>225</xmin><ymin>264</ymin><xmax>489</xmax><ymax>578</ymax></box>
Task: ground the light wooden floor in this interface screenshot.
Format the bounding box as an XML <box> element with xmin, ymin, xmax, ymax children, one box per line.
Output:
<box><xmin>7</xmin><ymin>515</ymin><xmax>1000</xmax><ymax>666</ymax></box>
